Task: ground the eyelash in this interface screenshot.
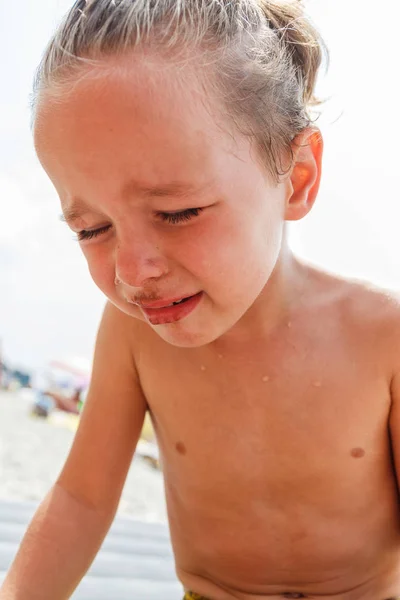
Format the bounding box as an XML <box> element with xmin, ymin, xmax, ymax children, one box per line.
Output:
<box><xmin>76</xmin><ymin>225</ymin><xmax>110</xmax><ymax>242</ymax></box>
<box><xmin>160</xmin><ymin>207</ymin><xmax>202</xmax><ymax>224</ymax></box>
<box><xmin>76</xmin><ymin>208</ymin><xmax>203</xmax><ymax>241</ymax></box>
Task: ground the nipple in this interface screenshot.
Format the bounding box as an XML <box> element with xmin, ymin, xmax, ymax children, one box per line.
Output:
<box><xmin>350</xmin><ymin>447</ymin><xmax>365</xmax><ymax>458</ymax></box>
<box><xmin>175</xmin><ymin>442</ymin><xmax>187</xmax><ymax>455</ymax></box>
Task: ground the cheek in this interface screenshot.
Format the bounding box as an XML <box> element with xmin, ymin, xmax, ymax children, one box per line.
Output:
<box><xmin>169</xmin><ymin>221</ymin><xmax>220</xmax><ymax>276</ymax></box>
<box><xmin>201</xmin><ymin>208</ymin><xmax>280</xmax><ymax>269</ymax></box>
<box><xmin>198</xmin><ymin>206</ymin><xmax>283</xmax><ymax>296</ymax></box>
<box><xmin>172</xmin><ymin>218</ymin><xmax>242</xmax><ymax>296</ymax></box>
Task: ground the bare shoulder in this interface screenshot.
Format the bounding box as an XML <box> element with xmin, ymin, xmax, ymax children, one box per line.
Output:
<box><xmin>305</xmin><ymin>264</ymin><xmax>400</xmax><ymax>372</ymax></box>
<box><xmin>95</xmin><ymin>300</ymin><xmax>147</xmax><ymax>366</ymax></box>
<box><xmin>99</xmin><ymin>299</ymin><xmax>148</xmax><ymax>343</ymax></box>
<box><xmin>91</xmin><ymin>301</ymin><xmax>131</xmax><ymax>379</ymax></box>
<box><xmin>338</xmin><ymin>275</ymin><xmax>400</xmax><ymax>337</ymax></box>
<box><xmin>305</xmin><ymin>264</ymin><xmax>400</xmax><ymax>323</ymax></box>
<box><xmin>338</xmin><ymin>274</ymin><xmax>399</xmax><ymax>320</ymax></box>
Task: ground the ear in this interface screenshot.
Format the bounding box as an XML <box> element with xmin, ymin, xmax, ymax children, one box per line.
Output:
<box><xmin>284</xmin><ymin>128</ymin><xmax>323</xmax><ymax>222</ymax></box>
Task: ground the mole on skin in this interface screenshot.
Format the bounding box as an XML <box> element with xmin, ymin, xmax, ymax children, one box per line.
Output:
<box><xmin>175</xmin><ymin>442</ymin><xmax>187</xmax><ymax>455</ymax></box>
<box><xmin>351</xmin><ymin>447</ymin><xmax>365</xmax><ymax>458</ymax></box>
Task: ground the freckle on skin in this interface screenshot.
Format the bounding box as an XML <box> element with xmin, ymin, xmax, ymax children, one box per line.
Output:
<box><xmin>351</xmin><ymin>447</ymin><xmax>365</xmax><ymax>458</ymax></box>
<box><xmin>262</xmin><ymin>376</ymin><xmax>270</xmax><ymax>382</ymax></box>
<box><xmin>200</xmin><ymin>365</ymin><xmax>206</xmax><ymax>371</ymax></box>
<box><xmin>175</xmin><ymin>442</ymin><xmax>186</xmax><ymax>455</ymax></box>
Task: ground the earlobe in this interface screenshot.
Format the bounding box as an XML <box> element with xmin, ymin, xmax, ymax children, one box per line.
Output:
<box><xmin>284</xmin><ymin>128</ymin><xmax>323</xmax><ymax>222</ymax></box>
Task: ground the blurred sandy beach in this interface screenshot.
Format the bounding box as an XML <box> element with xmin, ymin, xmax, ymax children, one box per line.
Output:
<box><xmin>0</xmin><ymin>390</ymin><xmax>167</xmax><ymax>523</ymax></box>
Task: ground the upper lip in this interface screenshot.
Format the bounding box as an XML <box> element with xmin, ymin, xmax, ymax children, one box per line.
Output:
<box><xmin>133</xmin><ymin>293</ymin><xmax>198</xmax><ymax>309</ymax></box>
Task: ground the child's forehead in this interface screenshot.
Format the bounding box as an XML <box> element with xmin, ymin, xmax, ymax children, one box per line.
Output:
<box><xmin>39</xmin><ymin>53</ymin><xmax>219</xmax><ymax>124</ymax></box>
<box><xmin>34</xmin><ymin>59</ymin><xmax>253</xmax><ymax>182</ymax></box>
<box><xmin>36</xmin><ymin>57</ymin><xmax>231</xmax><ymax>149</ymax></box>
<box><xmin>33</xmin><ymin>64</ymin><xmax>267</xmax><ymax>204</ymax></box>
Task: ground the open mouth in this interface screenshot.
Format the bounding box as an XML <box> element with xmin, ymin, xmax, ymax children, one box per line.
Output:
<box><xmin>139</xmin><ymin>292</ymin><xmax>203</xmax><ymax>325</ymax></box>
<box><xmin>169</xmin><ymin>297</ymin><xmax>192</xmax><ymax>306</ymax></box>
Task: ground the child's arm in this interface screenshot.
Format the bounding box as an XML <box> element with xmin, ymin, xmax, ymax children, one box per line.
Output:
<box><xmin>0</xmin><ymin>302</ymin><xmax>147</xmax><ymax>600</ymax></box>
<box><xmin>390</xmin><ymin>369</ymin><xmax>400</xmax><ymax>483</ymax></box>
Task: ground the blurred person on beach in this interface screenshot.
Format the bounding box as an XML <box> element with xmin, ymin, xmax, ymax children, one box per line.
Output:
<box><xmin>49</xmin><ymin>387</ymin><xmax>83</xmax><ymax>415</ymax></box>
<box><xmin>32</xmin><ymin>387</ymin><xmax>83</xmax><ymax>418</ymax></box>
<box><xmin>31</xmin><ymin>366</ymin><xmax>86</xmax><ymax>417</ymax></box>
<box><xmin>2</xmin><ymin>1</ymin><xmax>400</xmax><ymax>599</ymax></box>
<box><xmin>31</xmin><ymin>366</ymin><xmax>55</xmax><ymax>417</ymax></box>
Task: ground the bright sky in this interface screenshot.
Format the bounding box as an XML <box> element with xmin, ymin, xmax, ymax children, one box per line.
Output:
<box><xmin>1</xmin><ymin>0</ymin><xmax>399</xmax><ymax>371</ymax></box>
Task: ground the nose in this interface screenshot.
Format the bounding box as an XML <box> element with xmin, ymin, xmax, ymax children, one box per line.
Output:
<box><xmin>114</xmin><ymin>235</ymin><xmax>168</xmax><ymax>289</ymax></box>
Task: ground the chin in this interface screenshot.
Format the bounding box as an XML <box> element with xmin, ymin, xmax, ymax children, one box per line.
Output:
<box><xmin>150</xmin><ymin>321</ymin><xmax>223</xmax><ymax>348</ymax></box>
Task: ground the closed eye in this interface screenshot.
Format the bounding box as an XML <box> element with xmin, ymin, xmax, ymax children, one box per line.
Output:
<box><xmin>75</xmin><ymin>207</ymin><xmax>203</xmax><ymax>241</ymax></box>
<box><xmin>158</xmin><ymin>208</ymin><xmax>203</xmax><ymax>224</ymax></box>
<box><xmin>76</xmin><ymin>225</ymin><xmax>111</xmax><ymax>242</ymax></box>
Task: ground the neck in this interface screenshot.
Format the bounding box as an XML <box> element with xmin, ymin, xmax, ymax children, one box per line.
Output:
<box><xmin>213</xmin><ymin>244</ymin><xmax>308</xmax><ymax>349</ymax></box>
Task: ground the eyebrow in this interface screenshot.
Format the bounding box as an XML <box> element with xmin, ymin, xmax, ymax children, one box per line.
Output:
<box><xmin>122</xmin><ymin>180</ymin><xmax>208</xmax><ymax>199</ymax></box>
<box><xmin>60</xmin><ymin>180</ymin><xmax>209</xmax><ymax>224</ymax></box>
<box><xmin>60</xmin><ymin>203</ymin><xmax>89</xmax><ymax>225</ymax></box>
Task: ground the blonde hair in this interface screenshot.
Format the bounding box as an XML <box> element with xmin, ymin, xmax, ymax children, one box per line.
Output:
<box><xmin>32</xmin><ymin>0</ymin><xmax>326</xmax><ymax>180</ymax></box>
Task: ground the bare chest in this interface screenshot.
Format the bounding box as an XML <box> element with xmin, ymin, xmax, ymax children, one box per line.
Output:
<box><xmin>137</xmin><ymin>334</ymin><xmax>391</xmax><ymax>494</ymax></box>
<box><xmin>135</xmin><ymin>331</ymin><xmax>399</xmax><ymax>590</ymax></box>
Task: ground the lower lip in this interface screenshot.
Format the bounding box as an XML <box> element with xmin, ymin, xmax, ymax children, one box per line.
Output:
<box><xmin>140</xmin><ymin>292</ymin><xmax>203</xmax><ymax>325</ymax></box>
